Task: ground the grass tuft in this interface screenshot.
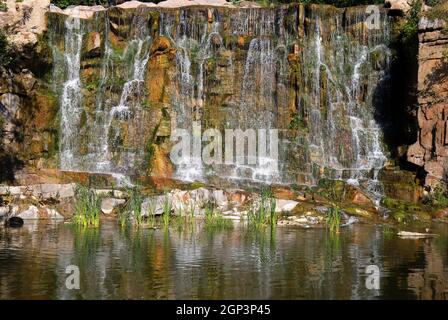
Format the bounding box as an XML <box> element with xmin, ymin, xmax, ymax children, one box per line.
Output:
<box><xmin>73</xmin><ymin>185</ymin><xmax>100</xmax><ymax>227</ymax></box>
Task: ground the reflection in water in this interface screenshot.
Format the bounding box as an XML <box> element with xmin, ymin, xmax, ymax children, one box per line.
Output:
<box><xmin>0</xmin><ymin>221</ymin><xmax>447</xmax><ymax>299</ymax></box>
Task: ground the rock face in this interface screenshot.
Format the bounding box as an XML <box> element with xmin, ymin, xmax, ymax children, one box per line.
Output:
<box><xmin>407</xmin><ymin>16</ymin><xmax>448</xmax><ymax>187</ymax></box>
<box><xmin>385</xmin><ymin>0</ymin><xmax>412</xmax><ymax>14</ymax></box>
<box><xmin>46</xmin><ymin>3</ymin><xmax>394</xmax><ymax>188</ymax></box>
<box><xmin>0</xmin><ymin>0</ymin><xmax>58</xmax><ymax>184</ymax></box>
<box><xmin>0</xmin><ymin>0</ymin><xmax>49</xmax><ymax>50</ymax></box>
<box><xmin>0</xmin><ymin>183</ymin><xmax>75</xmax><ymax>220</ymax></box>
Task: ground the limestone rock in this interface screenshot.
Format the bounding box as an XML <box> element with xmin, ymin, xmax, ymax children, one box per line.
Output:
<box><xmin>31</xmin><ymin>183</ymin><xmax>76</xmax><ymax>199</ymax></box>
<box><xmin>0</xmin><ymin>206</ymin><xmax>9</xmax><ymax>217</ymax></box>
<box><xmin>157</xmin><ymin>0</ymin><xmax>232</xmax><ymax>8</ymax></box>
<box><xmin>117</xmin><ymin>1</ymin><xmax>157</xmax><ymax>9</ymax></box>
<box><xmin>101</xmin><ymin>198</ymin><xmax>125</xmax><ymax>214</ymax></box>
<box><xmin>150</xmin><ymin>36</ymin><xmax>172</xmax><ymax>55</ymax></box>
<box><xmin>84</xmin><ymin>32</ymin><xmax>102</xmax><ymax>57</ymax></box>
<box><xmin>0</xmin><ymin>0</ymin><xmax>50</xmax><ymax>49</ymax></box>
<box><xmin>275</xmin><ymin>199</ymin><xmax>299</xmax><ymax>213</ymax></box>
<box><xmin>46</xmin><ymin>208</ymin><xmax>64</xmax><ymax>220</ymax></box>
<box><xmin>16</xmin><ymin>205</ymin><xmax>39</xmax><ymax>219</ymax></box>
<box><xmin>407</xmin><ymin>15</ymin><xmax>448</xmax><ymax>187</ymax></box>
<box><xmin>350</xmin><ymin>189</ymin><xmax>374</xmax><ymax>207</ymax></box>
<box><xmin>385</xmin><ymin>0</ymin><xmax>412</xmax><ymax>14</ymax></box>
<box><xmin>53</xmin><ymin>5</ymin><xmax>106</xmax><ymax>20</ymax></box>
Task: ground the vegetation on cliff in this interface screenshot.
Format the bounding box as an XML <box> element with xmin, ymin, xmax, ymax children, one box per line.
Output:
<box><xmin>0</xmin><ymin>30</ymin><xmax>14</xmax><ymax>68</ymax></box>
<box><xmin>50</xmin><ymin>0</ymin><xmax>384</xmax><ymax>9</ymax></box>
<box><xmin>425</xmin><ymin>0</ymin><xmax>448</xmax><ymax>27</ymax></box>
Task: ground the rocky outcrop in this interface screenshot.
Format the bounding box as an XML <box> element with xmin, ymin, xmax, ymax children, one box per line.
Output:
<box><xmin>0</xmin><ymin>183</ymin><xmax>75</xmax><ymax>220</ymax></box>
<box><xmin>0</xmin><ymin>0</ymin><xmax>49</xmax><ymax>50</ymax></box>
<box><xmin>385</xmin><ymin>0</ymin><xmax>412</xmax><ymax>14</ymax></box>
<box><xmin>407</xmin><ymin>15</ymin><xmax>448</xmax><ymax>187</ymax></box>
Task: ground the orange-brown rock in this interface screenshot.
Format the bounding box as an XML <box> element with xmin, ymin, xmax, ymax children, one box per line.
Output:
<box><xmin>150</xmin><ymin>36</ymin><xmax>172</xmax><ymax>55</ymax></box>
<box><xmin>150</xmin><ymin>145</ymin><xmax>173</xmax><ymax>179</ymax></box>
<box><xmin>407</xmin><ymin>16</ymin><xmax>448</xmax><ymax>187</ymax></box>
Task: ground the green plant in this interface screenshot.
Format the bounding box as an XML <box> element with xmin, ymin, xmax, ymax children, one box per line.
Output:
<box><xmin>401</xmin><ymin>0</ymin><xmax>422</xmax><ymax>43</ymax></box>
<box><xmin>0</xmin><ymin>30</ymin><xmax>14</xmax><ymax>67</ymax></box>
<box><xmin>247</xmin><ymin>187</ymin><xmax>278</xmax><ymax>228</ymax></box>
<box><xmin>119</xmin><ymin>186</ymin><xmax>144</xmax><ymax>227</ymax></box>
<box><xmin>73</xmin><ymin>185</ymin><xmax>100</xmax><ymax>227</ymax></box>
<box><xmin>162</xmin><ymin>195</ymin><xmax>172</xmax><ymax>227</ymax></box>
<box><xmin>146</xmin><ymin>199</ymin><xmax>156</xmax><ymax>228</ymax></box>
<box><xmin>326</xmin><ymin>207</ymin><xmax>341</xmax><ymax>233</ymax></box>
<box><xmin>423</xmin><ymin>183</ymin><xmax>448</xmax><ymax>207</ymax></box>
<box><xmin>425</xmin><ymin>0</ymin><xmax>448</xmax><ymax>32</ymax></box>
<box><xmin>203</xmin><ymin>201</ymin><xmax>233</xmax><ymax>230</ymax></box>
<box><xmin>0</xmin><ymin>1</ymin><xmax>7</xmax><ymax>12</ymax></box>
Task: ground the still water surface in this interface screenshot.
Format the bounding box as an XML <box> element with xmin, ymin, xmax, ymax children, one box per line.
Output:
<box><xmin>0</xmin><ymin>221</ymin><xmax>447</xmax><ymax>299</ymax></box>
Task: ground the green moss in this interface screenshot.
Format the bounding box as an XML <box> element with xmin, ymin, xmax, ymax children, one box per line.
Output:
<box><xmin>314</xmin><ymin>178</ymin><xmax>347</xmax><ymax>203</ymax></box>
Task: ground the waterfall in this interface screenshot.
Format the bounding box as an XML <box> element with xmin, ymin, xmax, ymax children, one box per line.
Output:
<box><xmin>60</xmin><ymin>16</ymin><xmax>83</xmax><ymax>171</ymax></box>
<box><xmin>50</xmin><ymin>4</ymin><xmax>393</xmax><ymax>189</ymax></box>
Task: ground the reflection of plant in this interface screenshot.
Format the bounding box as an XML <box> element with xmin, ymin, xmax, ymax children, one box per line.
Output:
<box><xmin>326</xmin><ymin>207</ymin><xmax>341</xmax><ymax>234</ymax></box>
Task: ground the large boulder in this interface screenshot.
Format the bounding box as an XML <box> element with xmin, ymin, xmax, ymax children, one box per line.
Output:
<box><xmin>385</xmin><ymin>0</ymin><xmax>412</xmax><ymax>14</ymax></box>
<box><xmin>16</xmin><ymin>205</ymin><xmax>39</xmax><ymax>219</ymax></box>
<box><xmin>101</xmin><ymin>198</ymin><xmax>125</xmax><ymax>214</ymax></box>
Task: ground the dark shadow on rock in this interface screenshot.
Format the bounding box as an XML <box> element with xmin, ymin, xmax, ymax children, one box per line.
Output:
<box><xmin>424</xmin><ymin>57</ymin><xmax>448</xmax><ymax>89</ymax></box>
<box><xmin>373</xmin><ymin>30</ymin><xmax>419</xmax><ymax>166</ymax></box>
<box><xmin>0</xmin><ymin>155</ymin><xmax>24</xmax><ymax>184</ymax></box>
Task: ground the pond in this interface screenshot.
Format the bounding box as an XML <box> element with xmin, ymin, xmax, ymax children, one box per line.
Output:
<box><xmin>0</xmin><ymin>221</ymin><xmax>447</xmax><ymax>299</ymax></box>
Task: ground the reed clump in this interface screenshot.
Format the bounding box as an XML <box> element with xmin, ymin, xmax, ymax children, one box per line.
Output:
<box><xmin>73</xmin><ymin>185</ymin><xmax>100</xmax><ymax>227</ymax></box>
<box><xmin>247</xmin><ymin>187</ymin><xmax>277</xmax><ymax>228</ymax></box>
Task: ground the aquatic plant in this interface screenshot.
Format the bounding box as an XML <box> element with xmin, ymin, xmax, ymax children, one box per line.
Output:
<box><xmin>145</xmin><ymin>199</ymin><xmax>156</xmax><ymax>228</ymax></box>
<box><xmin>73</xmin><ymin>185</ymin><xmax>100</xmax><ymax>227</ymax></box>
<box><xmin>203</xmin><ymin>201</ymin><xmax>233</xmax><ymax>230</ymax></box>
<box><xmin>247</xmin><ymin>187</ymin><xmax>277</xmax><ymax>228</ymax></box>
<box><xmin>162</xmin><ymin>196</ymin><xmax>172</xmax><ymax>227</ymax></box>
<box><xmin>119</xmin><ymin>186</ymin><xmax>144</xmax><ymax>227</ymax></box>
<box><xmin>326</xmin><ymin>207</ymin><xmax>341</xmax><ymax>234</ymax></box>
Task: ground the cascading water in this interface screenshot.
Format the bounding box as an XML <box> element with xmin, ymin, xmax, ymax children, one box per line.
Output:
<box><xmin>59</xmin><ymin>16</ymin><xmax>83</xmax><ymax>171</ymax></box>
<box><xmin>50</xmin><ymin>4</ymin><xmax>393</xmax><ymax>191</ymax></box>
